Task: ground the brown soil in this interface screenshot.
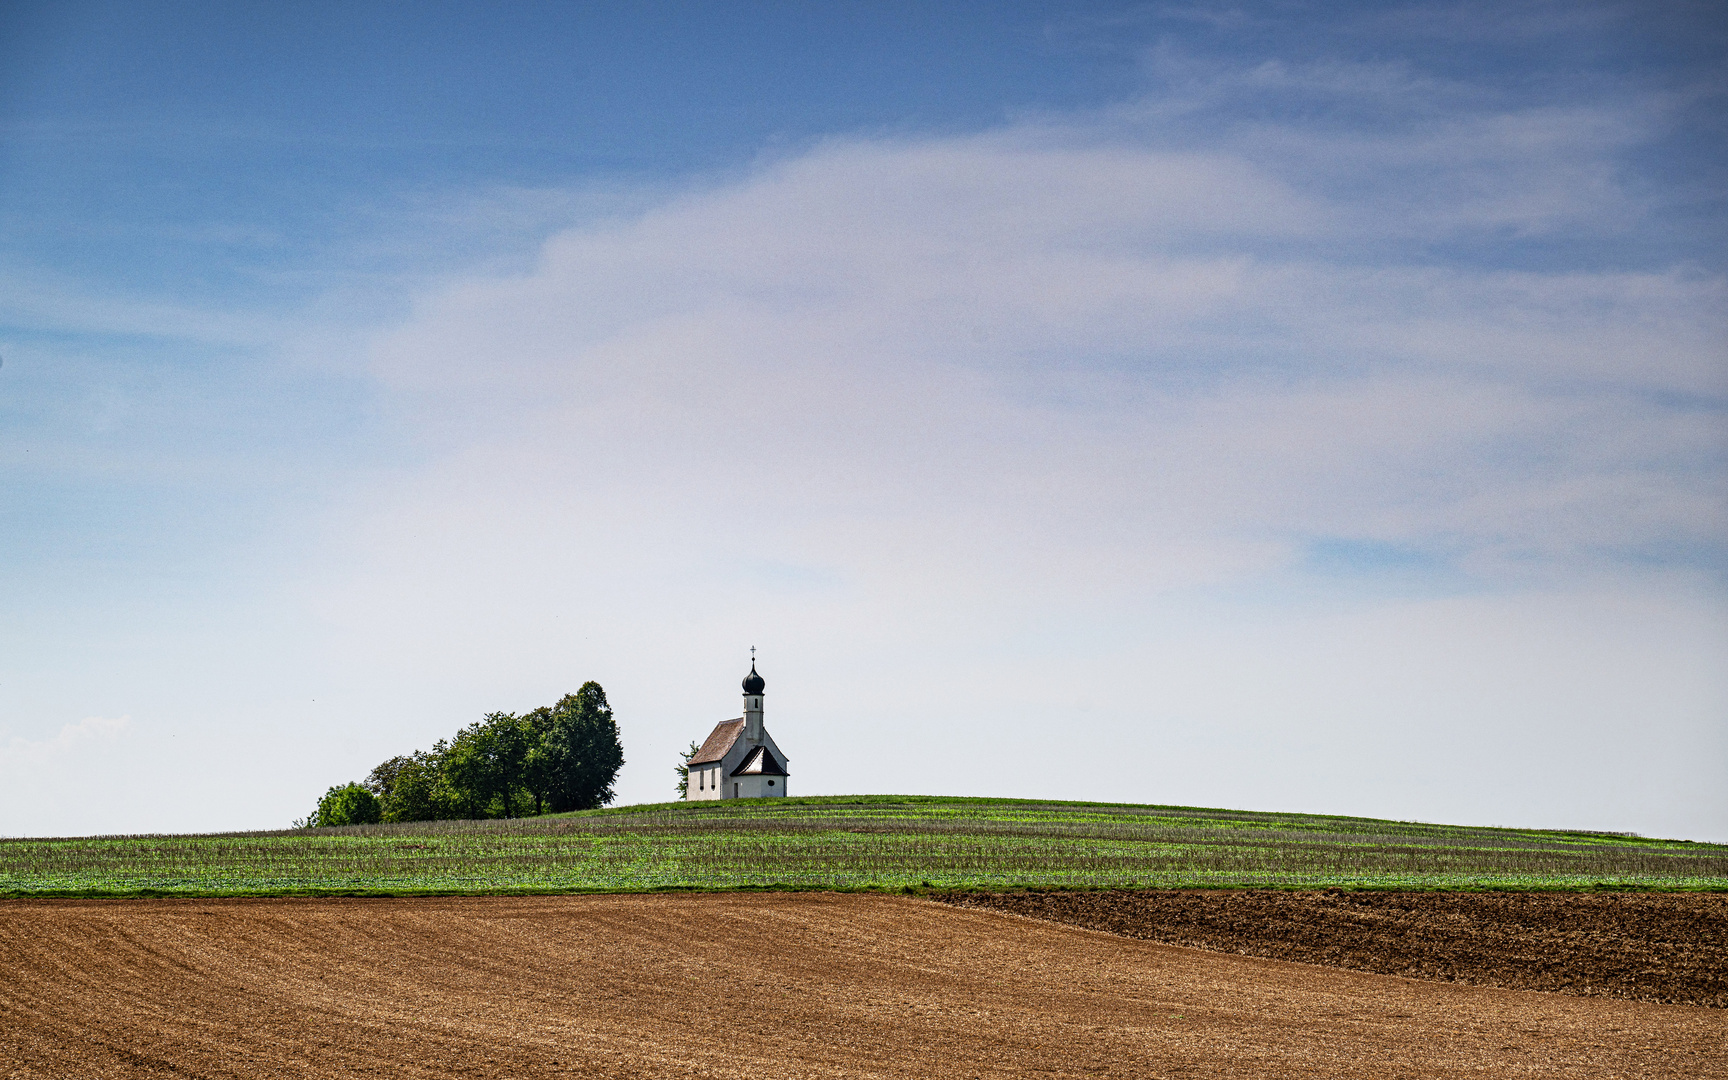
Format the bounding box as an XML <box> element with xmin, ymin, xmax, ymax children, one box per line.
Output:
<box><xmin>934</xmin><ymin>889</ymin><xmax>1728</xmax><ymax>1009</ymax></box>
<box><xmin>1</xmin><ymin>893</ymin><xmax>1722</xmax><ymax>1079</ymax></box>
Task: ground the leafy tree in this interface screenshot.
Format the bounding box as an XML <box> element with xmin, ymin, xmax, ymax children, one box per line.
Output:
<box><xmin>490</xmin><ymin>711</ymin><xmax>533</xmax><ymax>814</ymax></box>
<box><xmin>365</xmin><ymin>755</ymin><xmax>413</xmax><ymax>805</ymax></box>
<box><xmin>444</xmin><ymin>712</ymin><xmax>532</xmax><ymax>818</ymax></box>
<box><xmin>530</xmin><ymin>682</ymin><xmax>625</xmax><ymax>812</ymax></box>
<box><xmin>311</xmin><ymin>782</ymin><xmax>383</xmax><ymax>827</ymax></box>
<box><xmin>519</xmin><ymin>705</ymin><xmax>558</xmax><ymax>815</ymax></box>
<box><xmin>372</xmin><ymin>745</ymin><xmax>454</xmax><ymax>823</ymax></box>
<box><xmin>675</xmin><ymin>740</ymin><xmax>700</xmax><ymax>799</ymax></box>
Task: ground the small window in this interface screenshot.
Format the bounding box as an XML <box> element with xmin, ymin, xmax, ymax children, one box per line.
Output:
<box><xmin>768</xmin><ymin>780</ymin><xmax>775</xmax><ymax>786</ymax></box>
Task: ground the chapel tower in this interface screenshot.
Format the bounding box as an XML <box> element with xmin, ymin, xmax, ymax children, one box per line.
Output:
<box><xmin>742</xmin><ymin>662</ymin><xmax>765</xmax><ymax>742</ymax></box>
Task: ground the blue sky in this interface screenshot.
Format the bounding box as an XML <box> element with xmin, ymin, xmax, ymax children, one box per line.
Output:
<box><xmin>2</xmin><ymin>1</ymin><xmax>1725</xmax><ymax>839</ymax></box>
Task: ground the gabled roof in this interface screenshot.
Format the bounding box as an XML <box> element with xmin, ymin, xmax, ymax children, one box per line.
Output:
<box><xmin>730</xmin><ymin>745</ymin><xmax>787</xmax><ymax>777</ymax></box>
<box><xmin>690</xmin><ymin>718</ymin><xmax>744</xmax><ymax>765</ymax></box>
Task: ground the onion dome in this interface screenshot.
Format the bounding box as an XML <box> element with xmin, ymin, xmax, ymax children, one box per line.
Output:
<box><xmin>742</xmin><ymin>663</ymin><xmax>766</xmax><ymax>695</ymax></box>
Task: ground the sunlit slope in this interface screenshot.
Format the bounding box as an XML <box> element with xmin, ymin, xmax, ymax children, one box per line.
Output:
<box><xmin>4</xmin><ymin>795</ymin><xmax>1723</xmax><ymax>896</ymax></box>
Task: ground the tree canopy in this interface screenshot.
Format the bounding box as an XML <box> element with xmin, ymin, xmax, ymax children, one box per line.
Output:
<box><xmin>298</xmin><ymin>682</ymin><xmax>624</xmax><ymax>826</ymax></box>
<box><xmin>524</xmin><ymin>683</ymin><xmax>624</xmax><ymax>812</ymax></box>
<box><xmin>295</xmin><ymin>782</ymin><xmax>382</xmax><ymax>828</ymax></box>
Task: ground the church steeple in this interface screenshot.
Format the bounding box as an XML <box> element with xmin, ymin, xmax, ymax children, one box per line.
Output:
<box><xmin>742</xmin><ymin>654</ymin><xmax>765</xmax><ymax>742</ymax></box>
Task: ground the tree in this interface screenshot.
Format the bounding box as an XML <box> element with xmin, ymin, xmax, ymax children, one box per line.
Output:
<box><xmin>443</xmin><ymin>712</ymin><xmax>531</xmax><ymax>818</ymax></box>
<box><xmin>530</xmin><ymin>682</ymin><xmax>625</xmax><ymax>812</ymax></box>
<box><xmin>489</xmin><ymin>712</ymin><xmax>532</xmax><ymax>814</ymax></box>
<box><xmin>365</xmin><ymin>755</ymin><xmax>413</xmax><ymax>805</ymax></box>
<box><xmin>370</xmin><ymin>745</ymin><xmax>454</xmax><ymax>823</ymax></box>
<box><xmin>309</xmin><ymin>782</ymin><xmax>382</xmax><ymax>828</ymax></box>
<box><xmin>519</xmin><ymin>705</ymin><xmax>558</xmax><ymax>815</ymax></box>
<box><xmin>675</xmin><ymin>740</ymin><xmax>700</xmax><ymax>799</ymax></box>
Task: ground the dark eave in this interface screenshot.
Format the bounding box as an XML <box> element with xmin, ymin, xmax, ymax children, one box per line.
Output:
<box><xmin>730</xmin><ymin>744</ymin><xmax>788</xmax><ymax>777</ymax></box>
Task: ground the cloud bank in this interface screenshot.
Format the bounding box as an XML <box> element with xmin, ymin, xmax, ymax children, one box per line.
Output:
<box><xmin>365</xmin><ymin>76</ymin><xmax>1724</xmax><ymax>591</ymax></box>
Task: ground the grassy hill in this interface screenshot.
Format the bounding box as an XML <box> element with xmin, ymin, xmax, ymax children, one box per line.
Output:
<box><xmin>3</xmin><ymin>795</ymin><xmax>1724</xmax><ymax>897</ymax></box>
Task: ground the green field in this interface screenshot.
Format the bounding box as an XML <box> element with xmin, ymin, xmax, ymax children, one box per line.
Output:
<box><xmin>3</xmin><ymin>795</ymin><xmax>1724</xmax><ymax>897</ymax></box>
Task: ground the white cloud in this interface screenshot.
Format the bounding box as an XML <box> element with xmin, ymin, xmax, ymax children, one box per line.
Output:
<box><xmin>0</xmin><ymin>715</ymin><xmax>136</xmax><ymax>837</ymax></box>
<box><xmin>361</xmin><ymin>109</ymin><xmax>1724</xmax><ymax>585</ymax></box>
<box><xmin>1122</xmin><ymin>45</ymin><xmax>1671</xmax><ymax>239</ymax></box>
<box><xmin>1</xmin><ymin>713</ymin><xmax>132</xmax><ymax>762</ymax></box>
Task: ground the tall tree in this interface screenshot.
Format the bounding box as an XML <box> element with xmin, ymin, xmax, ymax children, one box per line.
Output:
<box><xmin>443</xmin><ymin>712</ymin><xmax>530</xmax><ymax>818</ymax></box>
<box><xmin>532</xmin><ymin>682</ymin><xmax>625</xmax><ymax>812</ymax></box>
<box><xmin>365</xmin><ymin>755</ymin><xmax>413</xmax><ymax>806</ymax></box>
<box><xmin>518</xmin><ymin>706</ymin><xmax>558</xmax><ymax>815</ymax></box>
<box><xmin>371</xmin><ymin>744</ymin><xmax>453</xmax><ymax>823</ymax></box>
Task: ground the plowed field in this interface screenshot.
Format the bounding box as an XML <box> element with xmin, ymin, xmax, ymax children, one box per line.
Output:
<box><xmin>935</xmin><ymin>889</ymin><xmax>1728</xmax><ymax>1008</ymax></box>
<box><xmin>2</xmin><ymin>893</ymin><xmax>1723</xmax><ymax>1079</ymax></box>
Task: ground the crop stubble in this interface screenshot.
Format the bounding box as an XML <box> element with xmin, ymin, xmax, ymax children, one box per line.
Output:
<box><xmin>1</xmin><ymin>893</ymin><xmax>1722</xmax><ymax>1079</ymax></box>
<box><xmin>10</xmin><ymin>796</ymin><xmax>1723</xmax><ymax>895</ymax></box>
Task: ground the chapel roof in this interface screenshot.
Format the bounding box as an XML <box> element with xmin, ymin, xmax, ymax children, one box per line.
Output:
<box><xmin>689</xmin><ymin>718</ymin><xmax>745</xmax><ymax>766</ymax></box>
<box><xmin>730</xmin><ymin>744</ymin><xmax>787</xmax><ymax>777</ymax></box>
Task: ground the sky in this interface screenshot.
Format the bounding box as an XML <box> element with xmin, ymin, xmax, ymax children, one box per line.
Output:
<box><xmin>2</xmin><ymin>0</ymin><xmax>1725</xmax><ymax>841</ymax></box>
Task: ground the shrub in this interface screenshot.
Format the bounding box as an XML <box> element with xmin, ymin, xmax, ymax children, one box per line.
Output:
<box><xmin>313</xmin><ymin>782</ymin><xmax>383</xmax><ymax>827</ymax></box>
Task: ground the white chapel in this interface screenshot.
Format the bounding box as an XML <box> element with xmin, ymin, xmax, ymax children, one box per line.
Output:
<box><xmin>686</xmin><ymin>661</ymin><xmax>790</xmax><ymax>800</ymax></box>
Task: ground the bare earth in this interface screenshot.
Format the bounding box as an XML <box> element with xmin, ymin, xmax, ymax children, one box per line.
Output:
<box><xmin>935</xmin><ymin>890</ymin><xmax>1728</xmax><ymax>1008</ymax></box>
<box><xmin>2</xmin><ymin>894</ymin><xmax>1723</xmax><ymax>1079</ymax></box>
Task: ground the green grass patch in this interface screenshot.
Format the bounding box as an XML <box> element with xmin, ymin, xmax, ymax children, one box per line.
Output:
<box><xmin>3</xmin><ymin>795</ymin><xmax>1723</xmax><ymax>897</ymax></box>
